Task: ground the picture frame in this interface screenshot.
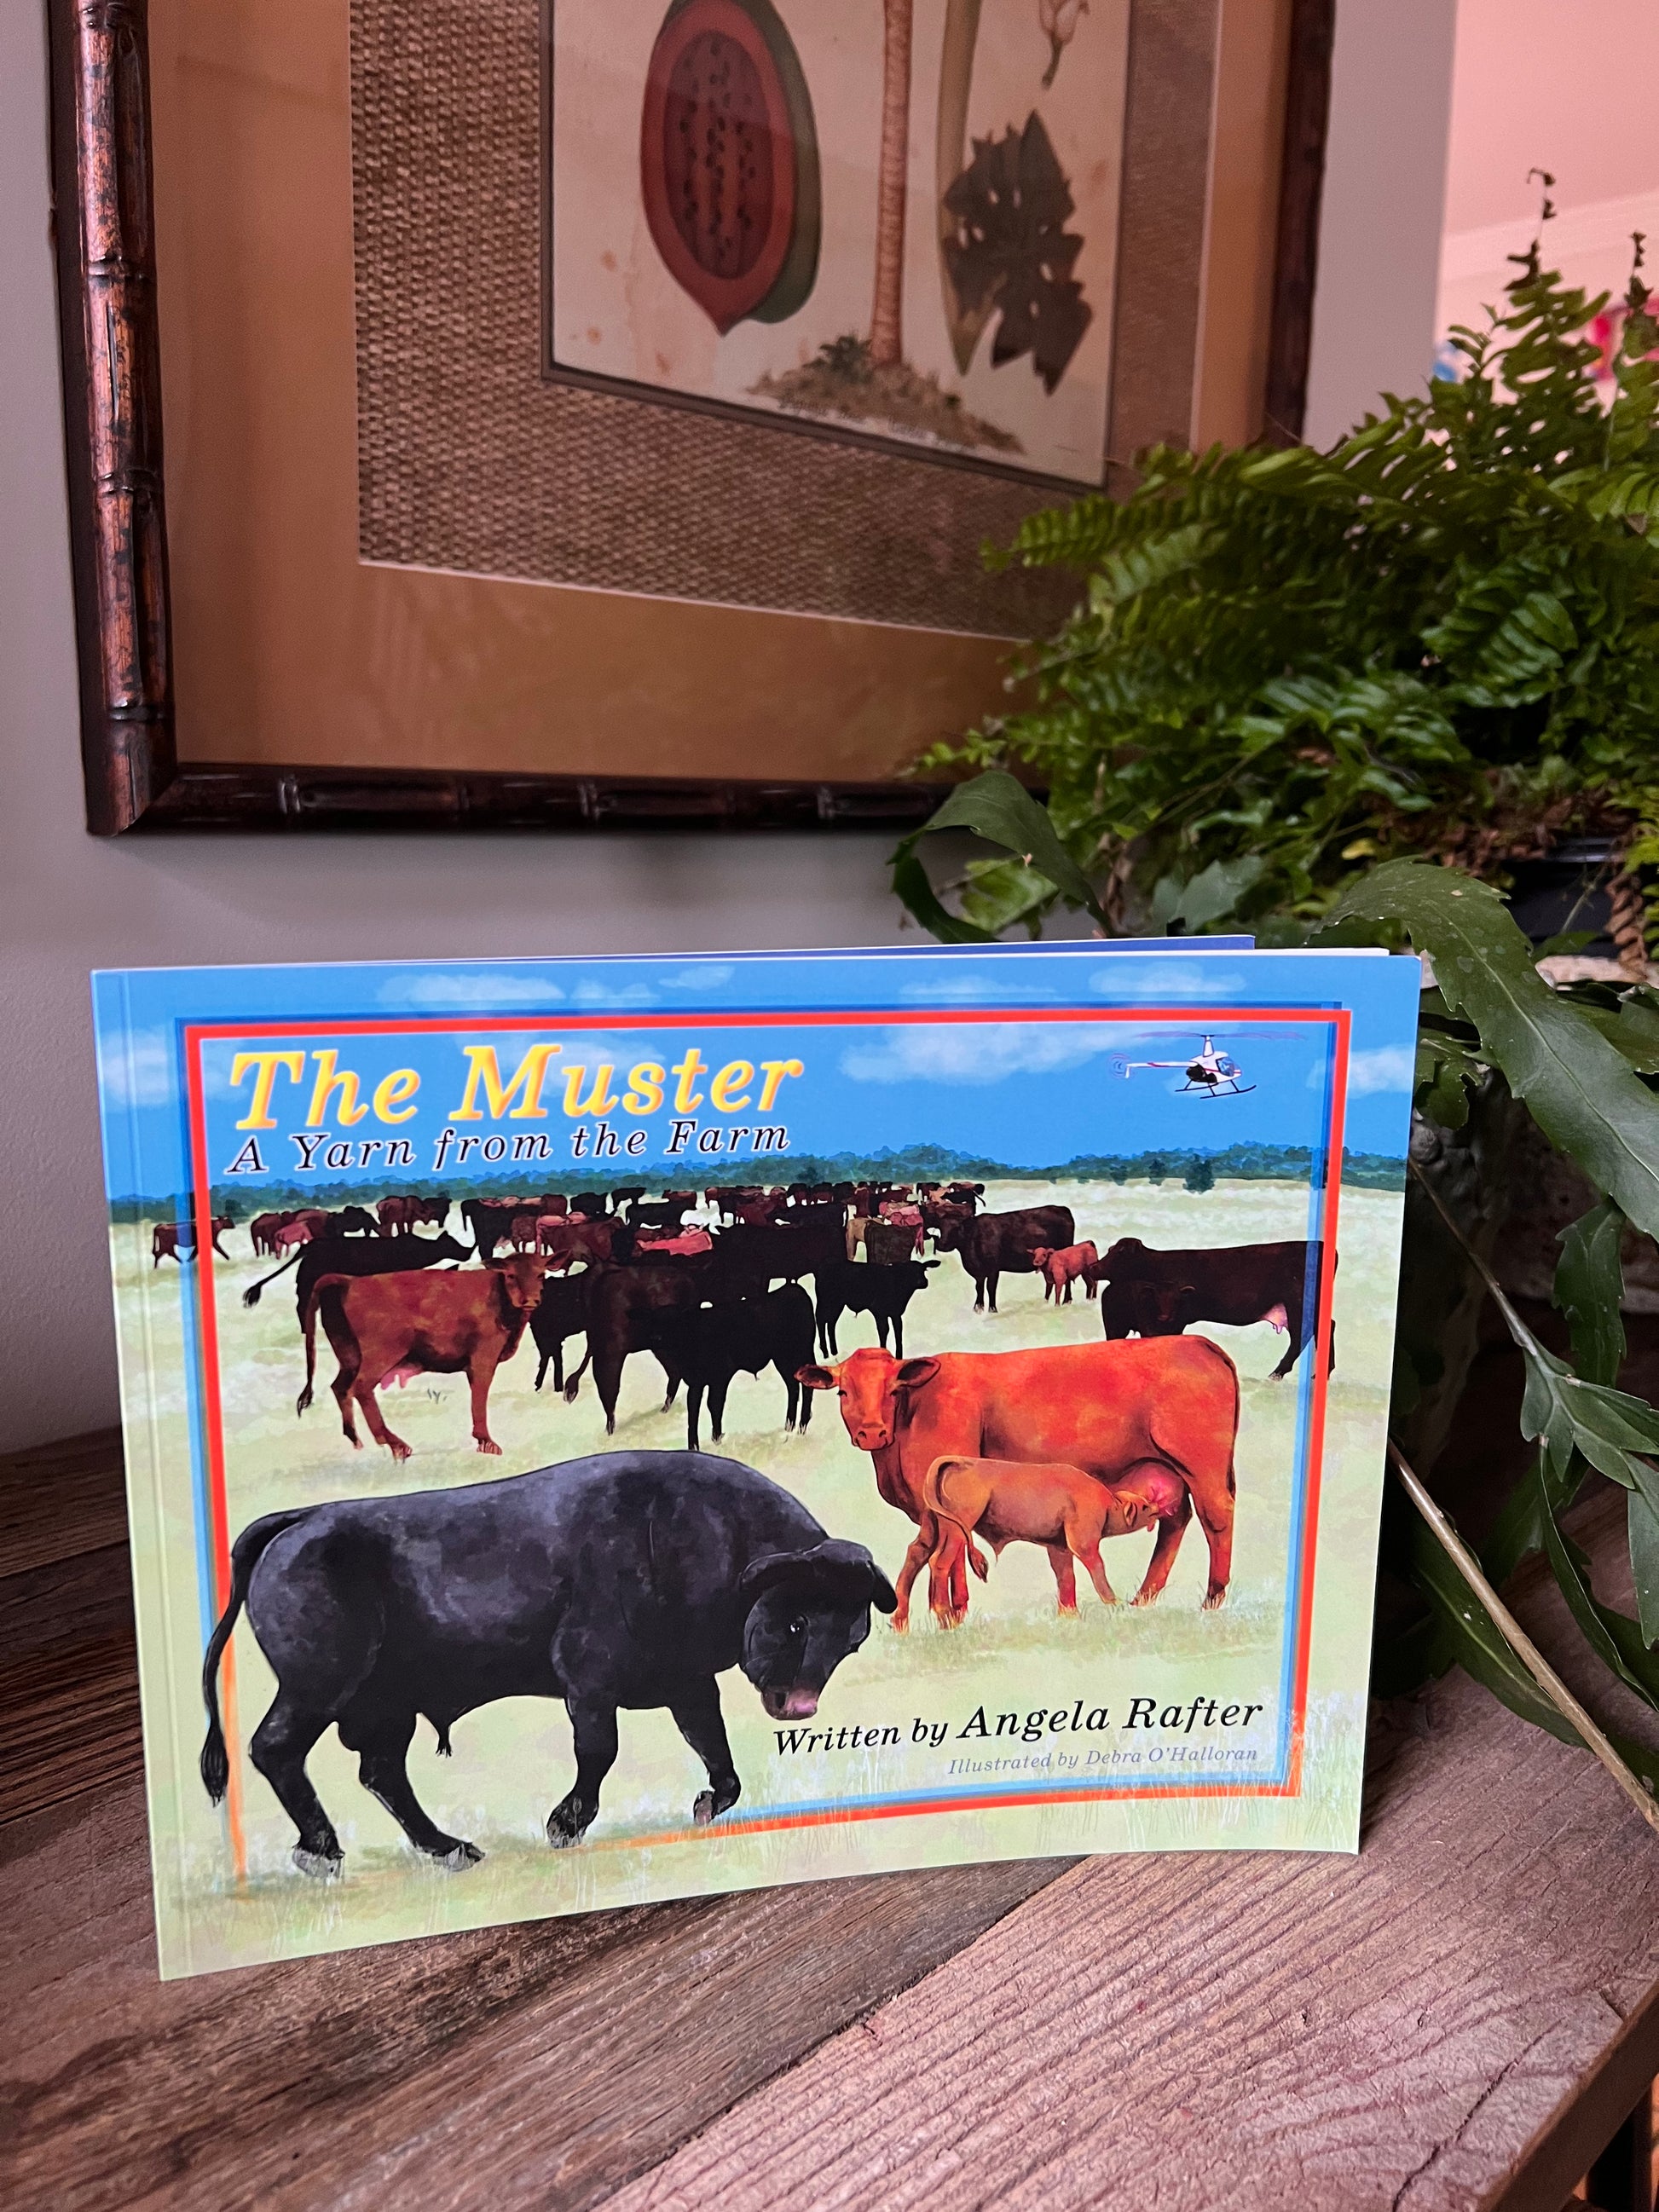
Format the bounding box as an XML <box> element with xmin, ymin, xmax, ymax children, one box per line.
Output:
<box><xmin>48</xmin><ymin>0</ymin><xmax>1334</xmax><ymax>838</ymax></box>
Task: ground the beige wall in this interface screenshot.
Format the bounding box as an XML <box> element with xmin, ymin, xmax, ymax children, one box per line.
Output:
<box><xmin>1302</xmin><ymin>0</ymin><xmax>1457</xmax><ymax>449</ymax></box>
<box><xmin>1436</xmin><ymin>0</ymin><xmax>1659</xmax><ymax>369</ymax></box>
<box><xmin>1443</xmin><ymin>0</ymin><xmax>1659</xmax><ymax>233</ymax></box>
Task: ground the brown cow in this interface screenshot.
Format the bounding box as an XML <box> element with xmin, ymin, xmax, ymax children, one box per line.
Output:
<box><xmin>1030</xmin><ymin>1241</ymin><xmax>1100</xmax><ymax>1305</ymax></box>
<box><xmin>734</xmin><ymin>1193</ymin><xmax>789</xmax><ymax>1227</ymax></box>
<box><xmin>1098</xmin><ymin>1238</ymin><xmax>1334</xmax><ymax>1378</ymax></box>
<box><xmin>922</xmin><ymin>1455</ymin><xmax>1187</xmax><ymax>1625</ymax></box>
<box><xmin>798</xmin><ymin>1338</ymin><xmax>1238</xmax><ymax>1628</ymax></box>
<box><xmin>250</xmin><ymin>1210</ymin><xmax>286</xmax><ymax>1257</ymax></box>
<box><xmin>311</xmin><ymin>1256</ymin><xmax>548</xmax><ymax>1459</ymax></box>
<box><xmin>152</xmin><ymin>1216</ymin><xmax>234</xmax><ymax>1266</ymax></box>
<box><xmin>537</xmin><ymin>1216</ymin><xmax>619</xmax><ymax>1269</ymax></box>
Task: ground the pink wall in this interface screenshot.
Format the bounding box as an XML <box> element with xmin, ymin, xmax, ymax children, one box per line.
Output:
<box><xmin>1445</xmin><ymin>0</ymin><xmax>1659</xmax><ymax>233</ymax></box>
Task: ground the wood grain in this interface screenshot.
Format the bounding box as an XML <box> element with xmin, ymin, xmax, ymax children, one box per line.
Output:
<box><xmin>601</xmin><ymin>1488</ymin><xmax>1659</xmax><ymax>2212</ymax></box>
<box><xmin>8</xmin><ymin>1429</ymin><xmax>1656</xmax><ymax>2212</ymax></box>
<box><xmin>134</xmin><ymin>762</ymin><xmax>952</xmax><ymax>835</ymax></box>
<box><xmin>0</xmin><ymin>1430</ymin><xmax>1077</xmax><ymax>2210</ymax></box>
<box><xmin>0</xmin><ymin>1429</ymin><xmax>142</xmax><ymax>1826</ymax></box>
<box><xmin>1</xmin><ymin>1782</ymin><xmax>1071</xmax><ymax>2212</ymax></box>
<box><xmin>1</xmin><ymin>1426</ymin><xmax>127</xmax><ymax>1577</ymax></box>
<box><xmin>47</xmin><ymin>0</ymin><xmax>176</xmax><ymax>835</ymax></box>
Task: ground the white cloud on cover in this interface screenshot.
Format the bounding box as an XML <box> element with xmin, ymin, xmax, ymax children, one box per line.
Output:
<box><xmin>841</xmin><ymin>1023</ymin><xmax>1129</xmax><ymax>1085</ymax></box>
<box><xmin>377</xmin><ymin>969</ymin><xmax>566</xmax><ymax>1011</ymax></box>
<box><xmin>662</xmin><ymin>963</ymin><xmax>735</xmax><ymax>990</ymax></box>
<box><xmin>1088</xmin><ymin>962</ymin><xmax>1247</xmax><ymax>1001</ymax></box>
<box><xmin>97</xmin><ymin>1025</ymin><xmax>177</xmax><ymax>1109</ymax></box>
<box><xmin>572</xmin><ymin>980</ymin><xmax>659</xmax><ymax>1008</ymax></box>
<box><xmin>1345</xmin><ymin>1044</ymin><xmax>1416</xmax><ymax>1094</ymax></box>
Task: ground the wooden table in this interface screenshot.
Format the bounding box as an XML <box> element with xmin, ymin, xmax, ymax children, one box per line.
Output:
<box><xmin>5</xmin><ymin>1429</ymin><xmax>1659</xmax><ymax>2212</ymax></box>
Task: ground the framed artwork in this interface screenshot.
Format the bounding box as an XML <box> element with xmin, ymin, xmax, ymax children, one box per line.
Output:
<box><xmin>49</xmin><ymin>0</ymin><xmax>1334</xmax><ymax>837</ymax></box>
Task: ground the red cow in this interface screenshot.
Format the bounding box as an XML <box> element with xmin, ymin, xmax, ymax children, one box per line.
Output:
<box><xmin>634</xmin><ymin>1227</ymin><xmax>714</xmax><ymax>1258</ymax></box>
<box><xmin>877</xmin><ymin>1201</ymin><xmax>926</xmax><ymax>1256</ymax></box>
<box><xmin>154</xmin><ymin>1216</ymin><xmax>232</xmax><ymax>1263</ymax></box>
<box><xmin>797</xmin><ymin>1339</ymin><xmax>1238</xmax><ymax>1628</ymax></box>
<box><xmin>310</xmin><ymin>1257</ymin><xmax>548</xmax><ymax>1459</ymax></box>
<box><xmin>1030</xmin><ymin>1241</ymin><xmax>1101</xmax><ymax>1305</ymax></box>
<box><xmin>923</xmin><ymin>1455</ymin><xmax>1188</xmax><ymax>1619</ymax></box>
<box><xmin>271</xmin><ymin>1220</ymin><xmax>315</xmax><ymax>1256</ymax></box>
<box><xmin>250</xmin><ymin>1211</ymin><xmax>286</xmax><ymax>1257</ymax></box>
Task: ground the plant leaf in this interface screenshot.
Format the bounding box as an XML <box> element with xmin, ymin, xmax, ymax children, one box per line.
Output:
<box><xmin>905</xmin><ymin>771</ymin><xmax>1108</xmax><ymax>928</ymax></box>
<box><xmin>889</xmin><ymin>841</ymin><xmax>999</xmax><ymax>944</ymax></box>
<box><xmin>1406</xmin><ymin>1505</ymin><xmax>1581</xmax><ymax>1746</ymax></box>
<box><xmin>1553</xmin><ymin>1198</ymin><xmax>1627</xmax><ymax>1387</ymax></box>
<box><xmin>1321</xmin><ymin>863</ymin><xmax>1659</xmax><ymax>1244</ymax></box>
<box><xmin>1631</xmin><ymin>1488</ymin><xmax>1659</xmax><ymax>1649</ymax></box>
<box><xmin>1161</xmin><ymin>854</ymin><xmax>1265</xmax><ymax>932</ymax></box>
<box><xmin>1518</xmin><ymin>1336</ymin><xmax>1659</xmax><ymax>1496</ymax></box>
<box><xmin>1536</xmin><ymin>1468</ymin><xmax>1659</xmax><ymax>1707</ymax></box>
<box><xmin>1414</xmin><ymin>1033</ymin><xmax>1485</xmax><ymax>1128</ymax></box>
<box><xmin>1408</xmin><ymin>1504</ymin><xmax>1659</xmax><ymax>1791</ymax></box>
<box><xmin>1571</xmin><ymin>994</ymin><xmax>1659</xmax><ymax>1074</ymax></box>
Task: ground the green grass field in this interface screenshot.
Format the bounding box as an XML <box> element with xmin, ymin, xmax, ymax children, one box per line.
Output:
<box><xmin>112</xmin><ymin>1177</ymin><xmax>1402</xmax><ymax>1974</ymax></box>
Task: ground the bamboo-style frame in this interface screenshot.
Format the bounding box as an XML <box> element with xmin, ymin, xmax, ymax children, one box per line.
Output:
<box><xmin>47</xmin><ymin>0</ymin><xmax>1332</xmax><ymax>838</ymax></box>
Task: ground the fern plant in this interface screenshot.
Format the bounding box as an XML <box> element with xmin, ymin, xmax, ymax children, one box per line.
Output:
<box><xmin>897</xmin><ymin>240</ymin><xmax>1659</xmax><ymax>952</ymax></box>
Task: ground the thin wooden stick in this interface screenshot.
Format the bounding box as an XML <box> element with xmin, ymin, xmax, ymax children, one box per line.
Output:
<box><xmin>1388</xmin><ymin>1441</ymin><xmax>1659</xmax><ymax>1834</ymax></box>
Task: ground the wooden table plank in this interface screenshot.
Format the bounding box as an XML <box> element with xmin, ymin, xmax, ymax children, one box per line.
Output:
<box><xmin>0</xmin><ymin>1429</ymin><xmax>1080</xmax><ymax>2209</ymax></box>
<box><xmin>0</xmin><ymin>1782</ymin><xmax>1070</xmax><ymax>2212</ymax></box>
<box><xmin>2</xmin><ymin>1430</ymin><xmax>142</xmax><ymax>1828</ymax></box>
<box><xmin>7</xmin><ymin>1429</ymin><xmax>1659</xmax><ymax>2212</ymax></box>
<box><xmin>0</xmin><ymin>1428</ymin><xmax>128</xmax><ymax>1577</ymax></box>
<box><xmin>597</xmin><ymin>1493</ymin><xmax>1659</xmax><ymax>2212</ymax></box>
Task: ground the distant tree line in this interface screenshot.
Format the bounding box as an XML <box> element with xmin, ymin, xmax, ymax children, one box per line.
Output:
<box><xmin>106</xmin><ymin>1136</ymin><xmax>1403</xmax><ymax>1226</ymax></box>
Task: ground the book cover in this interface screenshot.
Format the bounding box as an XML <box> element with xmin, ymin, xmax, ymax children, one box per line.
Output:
<box><xmin>91</xmin><ymin>944</ymin><xmax>1419</xmax><ymax>1978</ymax></box>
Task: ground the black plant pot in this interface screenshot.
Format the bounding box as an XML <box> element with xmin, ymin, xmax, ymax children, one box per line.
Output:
<box><xmin>1504</xmin><ymin>836</ymin><xmax>1624</xmax><ymax>959</ymax></box>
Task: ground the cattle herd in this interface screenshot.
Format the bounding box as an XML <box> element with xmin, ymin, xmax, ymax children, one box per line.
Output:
<box><xmin>180</xmin><ymin>1177</ymin><xmax>1334</xmax><ymax>1867</ymax></box>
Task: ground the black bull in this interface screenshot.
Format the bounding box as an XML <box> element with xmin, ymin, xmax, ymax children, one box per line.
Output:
<box><xmin>199</xmin><ymin>1452</ymin><xmax>894</xmax><ymax>1868</ymax></box>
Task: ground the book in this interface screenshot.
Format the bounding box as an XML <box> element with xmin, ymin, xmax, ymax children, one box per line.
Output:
<box><xmin>92</xmin><ymin>941</ymin><xmax>1419</xmax><ymax>1978</ymax></box>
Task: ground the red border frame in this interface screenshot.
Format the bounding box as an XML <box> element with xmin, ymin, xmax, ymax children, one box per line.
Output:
<box><xmin>185</xmin><ymin>1006</ymin><xmax>1350</xmax><ymax>1868</ymax></box>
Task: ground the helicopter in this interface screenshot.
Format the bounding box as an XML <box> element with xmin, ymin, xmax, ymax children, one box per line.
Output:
<box><xmin>1111</xmin><ymin>1035</ymin><xmax>1256</xmax><ymax>1098</ymax></box>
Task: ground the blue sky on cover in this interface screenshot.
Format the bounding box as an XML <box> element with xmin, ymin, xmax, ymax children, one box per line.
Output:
<box><xmin>92</xmin><ymin>949</ymin><xmax>1420</xmax><ymax>1201</ymax></box>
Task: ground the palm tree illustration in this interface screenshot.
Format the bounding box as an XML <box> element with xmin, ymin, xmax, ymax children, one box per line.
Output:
<box><xmin>750</xmin><ymin>0</ymin><xmax>1020</xmax><ymax>455</ymax></box>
